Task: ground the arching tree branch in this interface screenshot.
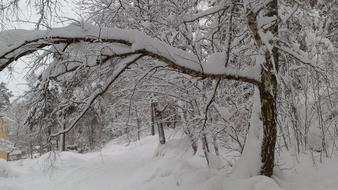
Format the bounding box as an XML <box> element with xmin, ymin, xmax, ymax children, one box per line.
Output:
<box><xmin>0</xmin><ymin>24</ymin><xmax>262</xmax><ymax>86</ymax></box>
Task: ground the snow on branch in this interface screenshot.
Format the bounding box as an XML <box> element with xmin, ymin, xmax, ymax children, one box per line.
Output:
<box><xmin>0</xmin><ymin>23</ymin><xmax>261</xmax><ymax>85</ymax></box>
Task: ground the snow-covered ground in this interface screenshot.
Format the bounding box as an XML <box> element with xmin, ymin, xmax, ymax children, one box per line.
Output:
<box><xmin>0</xmin><ymin>134</ymin><xmax>338</xmax><ymax>190</ymax></box>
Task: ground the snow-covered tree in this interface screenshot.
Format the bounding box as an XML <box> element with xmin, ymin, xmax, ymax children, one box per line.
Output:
<box><xmin>0</xmin><ymin>0</ymin><xmax>337</xmax><ymax>178</ymax></box>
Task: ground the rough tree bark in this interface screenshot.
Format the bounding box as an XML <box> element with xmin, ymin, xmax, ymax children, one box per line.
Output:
<box><xmin>258</xmin><ymin>81</ymin><xmax>277</xmax><ymax>177</ymax></box>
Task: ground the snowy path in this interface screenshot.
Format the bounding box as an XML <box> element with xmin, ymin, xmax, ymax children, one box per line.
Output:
<box><xmin>0</xmin><ymin>137</ymin><xmax>159</xmax><ymax>190</ymax></box>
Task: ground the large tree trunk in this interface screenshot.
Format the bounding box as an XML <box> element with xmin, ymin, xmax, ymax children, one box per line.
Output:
<box><xmin>259</xmin><ymin>0</ymin><xmax>278</xmax><ymax>177</ymax></box>
<box><xmin>246</xmin><ymin>0</ymin><xmax>278</xmax><ymax>177</ymax></box>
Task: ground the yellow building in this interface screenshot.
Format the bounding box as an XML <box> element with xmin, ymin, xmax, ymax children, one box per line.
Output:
<box><xmin>0</xmin><ymin>118</ymin><xmax>9</xmax><ymax>160</ymax></box>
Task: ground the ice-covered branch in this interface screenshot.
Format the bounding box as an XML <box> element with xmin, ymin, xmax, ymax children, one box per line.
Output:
<box><xmin>0</xmin><ymin>24</ymin><xmax>261</xmax><ymax>86</ymax></box>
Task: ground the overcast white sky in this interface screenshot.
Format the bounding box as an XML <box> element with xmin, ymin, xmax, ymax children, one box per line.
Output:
<box><xmin>0</xmin><ymin>1</ymin><xmax>78</xmax><ymax>100</ymax></box>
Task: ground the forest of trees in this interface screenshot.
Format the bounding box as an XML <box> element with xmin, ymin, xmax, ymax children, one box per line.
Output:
<box><xmin>0</xmin><ymin>0</ymin><xmax>337</xmax><ymax>179</ymax></box>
